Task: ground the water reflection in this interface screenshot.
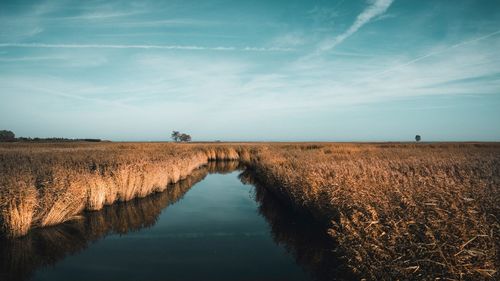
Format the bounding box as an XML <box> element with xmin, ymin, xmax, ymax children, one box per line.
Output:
<box><xmin>240</xmin><ymin>170</ymin><xmax>356</xmax><ymax>281</ymax></box>
<box><xmin>0</xmin><ymin>165</ymin><xmax>211</xmax><ymax>281</ymax></box>
<box><xmin>0</xmin><ymin>161</ymin><xmax>352</xmax><ymax>281</ymax></box>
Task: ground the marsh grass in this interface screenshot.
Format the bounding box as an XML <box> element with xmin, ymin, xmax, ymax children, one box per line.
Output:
<box><xmin>0</xmin><ymin>143</ymin><xmax>246</xmax><ymax>238</ymax></box>
<box><xmin>246</xmin><ymin>143</ymin><xmax>500</xmax><ymax>280</ymax></box>
<box><xmin>0</xmin><ymin>142</ymin><xmax>498</xmax><ymax>280</ymax></box>
<box><xmin>0</xmin><ymin>180</ymin><xmax>36</xmax><ymax>238</ymax></box>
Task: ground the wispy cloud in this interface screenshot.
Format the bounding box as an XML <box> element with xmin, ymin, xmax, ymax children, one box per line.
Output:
<box><xmin>318</xmin><ymin>0</ymin><xmax>394</xmax><ymax>52</ymax></box>
<box><xmin>360</xmin><ymin>29</ymin><xmax>500</xmax><ymax>81</ymax></box>
<box><xmin>118</xmin><ymin>19</ymin><xmax>219</xmax><ymax>27</ymax></box>
<box><xmin>270</xmin><ymin>33</ymin><xmax>306</xmax><ymax>48</ymax></box>
<box><xmin>0</xmin><ymin>76</ymin><xmax>133</xmax><ymax>109</ymax></box>
<box><xmin>0</xmin><ymin>43</ymin><xmax>294</xmax><ymax>52</ymax></box>
<box><xmin>0</xmin><ymin>56</ymin><xmax>65</xmax><ymax>62</ymax></box>
<box><xmin>59</xmin><ymin>11</ymin><xmax>143</xmax><ymax>21</ymax></box>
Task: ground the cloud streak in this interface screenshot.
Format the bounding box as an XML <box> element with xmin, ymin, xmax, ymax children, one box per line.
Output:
<box><xmin>318</xmin><ymin>0</ymin><xmax>394</xmax><ymax>51</ymax></box>
<box><xmin>361</xmin><ymin>29</ymin><xmax>500</xmax><ymax>81</ymax></box>
<box><xmin>0</xmin><ymin>43</ymin><xmax>294</xmax><ymax>52</ymax></box>
<box><xmin>0</xmin><ymin>56</ymin><xmax>65</xmax><ymax>62</ymax></box>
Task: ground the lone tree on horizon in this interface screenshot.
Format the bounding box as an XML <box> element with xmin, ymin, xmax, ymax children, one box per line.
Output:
<box><xmin>171</xmin><ymin>131</ymin><xmax>191</xmax><ymax>142</ymax></box>
<box><xmin>171</xmin><ymin>131</ymin><xmax>180</xmax><ymax>142</ymax></box>
<box><xmin>415</xmin><ymin>135</ymin><xmax>421</xmax><ymax>142</ymax></box>
<box><xmin>0</xmin><ymin>130</ymin><xmax>15</xmax><ymax>142</ymax></box>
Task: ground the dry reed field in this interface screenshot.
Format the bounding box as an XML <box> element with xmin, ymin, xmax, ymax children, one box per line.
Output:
<box><xmin>0</xmin><ymin>142</ymin><xmax>499</xmax><ymax>280</ymax></box>
<box><xmin>0</xmin><ymin>142</ymin><xmax>247</xmax><ymax>238</ymax></box>
<box><xmin>247</xmin><ymin>143</ymin><xmax>500</xmax><ymax>280</ymax></box>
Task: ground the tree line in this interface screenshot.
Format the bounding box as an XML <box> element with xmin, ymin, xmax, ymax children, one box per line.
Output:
<box><xmin>0</xmin><ymin>130</ymin><xmax>102</xmax><ymax>142</ymax></box>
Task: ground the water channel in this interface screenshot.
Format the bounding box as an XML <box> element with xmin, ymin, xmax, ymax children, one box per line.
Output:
<box><xmin>0</xmin><ymin>161</ymin><xmax>352</xmax><ymax>281</ymax></box>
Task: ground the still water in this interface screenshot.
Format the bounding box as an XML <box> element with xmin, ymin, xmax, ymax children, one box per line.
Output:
<box><xmin>0</xmin><ymin>162</ymin><xmax>350</xmax><ymax>281</ymax></box>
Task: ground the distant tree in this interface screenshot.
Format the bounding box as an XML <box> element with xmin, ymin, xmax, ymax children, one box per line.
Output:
<box><xmin>82</xmin><ymin>139</ymin><xmax>102</xmax><ymax>142</ymax></box>
<box><xmin>0</xmin><ymin>130</ymin><xmax>15</xmax><ymax>142</ymax></box>
<box><xmin>179</xmin><ymin>133</ymin><xmax>191</xmax><ymax>142</ymax></box>
<box><xmin>415</xmin><ymin>135</ymin><xmax>421</xmax><ymax>142</ymax></box>
<box><xmin>171</xmin><ymin>131</ymin><xmax>181</xmax><ymax>142</ymax></box>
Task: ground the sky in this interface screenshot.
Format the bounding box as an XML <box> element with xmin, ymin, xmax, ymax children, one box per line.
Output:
<box><xmin>1</xmin><ymin>0</ymin><xmax>499</xmax><ymax>141</ymax></box>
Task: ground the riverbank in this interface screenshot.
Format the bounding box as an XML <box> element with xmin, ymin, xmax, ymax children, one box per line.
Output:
<box><xmin>245</xmin><ymin>143</ymin><xmax>499</xmax><ymax>280</ymax></box>
<box><xmin>0</xmin><ymin>143</ymin><xmax>250</xmax><ymax>238</ymax></box>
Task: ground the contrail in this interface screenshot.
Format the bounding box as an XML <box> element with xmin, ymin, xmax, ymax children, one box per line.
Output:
<box><xmin>316</xmin><ymin>28</ymin><xmax>500</xmax><ymax>94</ymax></box>
<box><xmin>0</xmin><ymin>43</ymin><xmax>294</xmax><ymax>52</ymax></box>
<box><xmin>318</xmin><ymin>0</ymin><xmax>395</xmax><ymax>52</ymax></box>
<box><xmin>370</xmin><ymin>29</ymin><xmax>500</xmax><ymax>78</ymax></box>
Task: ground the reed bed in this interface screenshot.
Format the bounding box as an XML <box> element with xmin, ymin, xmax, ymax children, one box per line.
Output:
<box><xmin>0</xmin><ymin>142</ymin><xmax>498</xmax><ymax>280</ymax></box>
<box><xmin>246</xmin><ymin>143</ymin><xmax>500</xmax><ymax>280</ymax></box>
<box><xmin>0</xmin><ymin>142</ymin><xmax>248</xmax><ymax>238</ymax></box>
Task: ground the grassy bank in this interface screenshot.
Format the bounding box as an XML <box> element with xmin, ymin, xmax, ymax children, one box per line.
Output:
<box><xmin>246</xmin><ymin>143</ymin><xmax>499</xmax><ymax>280</ymax></box>
<box><xmin>1</xmin><ymin>142</ymin><xmax>498</xmax><ymax>279</ymax></box>
<box><xmin>1</xmin><ymin>163</ymin><xmax>213</xmax><ymax>281</ymax></box>
<box><xmin>0</xmin><ymin>142</ymin><xmax>248</xmax><ymax>238</ymax></box>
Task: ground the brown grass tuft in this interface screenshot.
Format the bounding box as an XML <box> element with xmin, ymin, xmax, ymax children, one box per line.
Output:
<box><xmin>0</xmin><ymin>175</ymin><xmax>37</xmax><ymax>237</ymax></box>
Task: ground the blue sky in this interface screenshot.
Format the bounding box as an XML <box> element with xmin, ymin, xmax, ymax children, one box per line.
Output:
<box><xmin>1</xmin><ymin>0</ymin><xmax>499</xmax><ymax>141</ymax></box>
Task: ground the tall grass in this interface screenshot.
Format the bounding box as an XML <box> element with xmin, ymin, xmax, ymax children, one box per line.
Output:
<box><xmin>0</xmin><ymin>142</ymin><xmax>498</xmax><ymax>279</ymax></box>
<box><xmin>0</xmin><ymin>143</ymin><xmax>247</xmax><ymax>237</ymax></box>
<box><xmin>246</xmin><ymin>143</ymin><xmax>499</xmax><ymax>280</ymax></box>
<box><xmin>0</xmin><ymin>177</ymin><xmax>37</xmax><ymax>238</ymax></box>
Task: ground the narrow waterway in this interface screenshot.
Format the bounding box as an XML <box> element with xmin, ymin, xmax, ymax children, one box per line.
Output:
<box><xmin>0</xmin><ymin>162</ymin><xmax>351</xmax><ymax>281</ymax></box>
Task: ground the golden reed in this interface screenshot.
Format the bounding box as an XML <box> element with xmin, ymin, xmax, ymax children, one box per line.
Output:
<box><xmin>1</xmin><ymin>142</ymin><xmax>499</xmax><ymax>280</ymax></box>
<box><xmin>0</xmin><ymin>143</ymin><xmax>249</xmax><ymax>238</ymax></box>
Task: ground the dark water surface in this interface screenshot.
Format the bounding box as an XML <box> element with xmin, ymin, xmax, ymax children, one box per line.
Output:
<box><xmin>0</xmin><ymin>162</ymin><xmax>351</xmax><ymax>281</ymax></box>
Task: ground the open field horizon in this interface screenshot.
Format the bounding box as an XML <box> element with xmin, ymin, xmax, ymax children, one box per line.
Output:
<box><xmin>3</xmin><ymin>137</ymin><xmax>500</xmax><ymax>144</ymax></box>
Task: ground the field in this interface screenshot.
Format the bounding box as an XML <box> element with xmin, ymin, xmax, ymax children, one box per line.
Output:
<box><xmin>0</xmin><ymin>142</ymin><xmax>499</xmax><ymax>280</ymax></box>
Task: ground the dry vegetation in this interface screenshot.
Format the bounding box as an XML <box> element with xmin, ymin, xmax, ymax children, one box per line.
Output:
<box><xmin>1</xmin><ymin>142</ymin><xmax>499</xmax><ymax>280</ymax></box>
<box><xmin>247</xmin><ymin>143</ymin><xmax>500</xmax><ymax>280</ymax></box>
<box><xmin>0</xmin><ymin>142</ymin><xmax>247</xmax><ymax>238</ymax></box>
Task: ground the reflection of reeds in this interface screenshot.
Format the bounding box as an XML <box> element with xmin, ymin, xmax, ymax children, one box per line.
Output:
<box><xmin>206</xmin><ymin>160</ymin><xmax>242</xmax><ymax>174</ymax></box>
<box><xmin>240</xmin><ymin>170</ymin><xmax>355</xmax><ymax>281</ymax></box>
<box><xmin>0</xmin><ymin>165</ymin><xmax>214</xmax><ymax>281</ymax></box>
<box><xmin>0</xmin><ymin>220</ymin><xmax>88</xmax><ymax>281</ymax></box>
